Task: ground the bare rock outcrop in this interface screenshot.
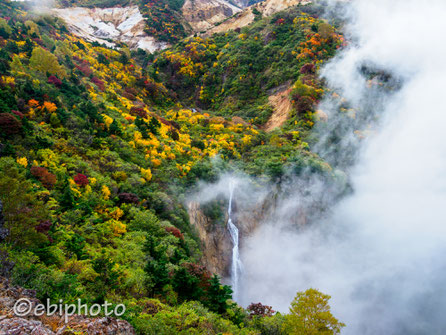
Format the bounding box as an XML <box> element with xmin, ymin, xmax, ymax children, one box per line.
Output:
<box><xmin>0</xmin><ymin>278</ymin><xmax>135</xmax><ymax>335</ymax></box>
<box><xmin>206</xmin><ymin>0</ymin><xmax>312</xmax><ymax>35</ymax></box>
<box><xmin>188</xmin><ymin>202</ymin><xmax>233</xmax><ymax>277</ymax></box>
<box><xmin>182</xmin><ymin>0</ymin><xmax>243</xmax><ymax>32</ymax></box>
<box><xmin>52</xmin><ymin>6</ymin><xmax>169</xmax><ymax>53</ymax></box>
<box><xmin>188</xmin><ymin>188</ymin><xmax>277</xmax><ymax>279</ymax></box>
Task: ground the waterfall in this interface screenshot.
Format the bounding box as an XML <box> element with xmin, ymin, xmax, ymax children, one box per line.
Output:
<box><xmin>227</xmin><ymin>181</ymin><xmax>242</xmax><ymax>301</ymax></box>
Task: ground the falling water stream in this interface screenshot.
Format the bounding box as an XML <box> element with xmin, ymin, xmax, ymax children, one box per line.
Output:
<box><xmin>227</xmin><ymin>181</ymin><xmax>242</xmax><ymax>301</ymax></box>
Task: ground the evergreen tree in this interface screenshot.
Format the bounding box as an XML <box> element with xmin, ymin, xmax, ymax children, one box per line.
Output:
<box><xmin>205</xmin><ymin>275</ymin><xmax>232</xmax><ymax>314</ymax></box>
<box><xmin>172</xmin><ymin>266</ymin><xmax>202</xmax><ymax>302</ymax></box>
<box><xmin>60</xmin><ymin>178</ymin><xmax>74</xmax><ymax>209</ymax></box>
<box><xmin>148</xmin><ymin>116</ymin><xmax>161</xmax><ymax>135</ymax></box>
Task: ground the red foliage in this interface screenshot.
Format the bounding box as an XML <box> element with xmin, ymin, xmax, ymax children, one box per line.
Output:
<box><xmin>247</xmin><ymin>302</ymin><xmax>275</xmax><ymax>317</ymax></box>
<box><xmin>91</xmin><ymin>77</ymin><xmax>105</xmax><ymax>91</ymax></box>
<box><xmin>184</xmin><ymin>263</ymin><xmax>211</xmax><ymax>289</ymax></box>
<box><xmin>165</xmin><ymin>226</ymin><xmax>184</xmax><ymax>240</ymax></box>
<box><xmin>11</xmin><ymin>110</ymin><xmax>24</xmax><ymax>119</ymax></box>
<box><xmin>36</xmin><ymin>220</ymin><xmax>52</xmax><ymax>234</ymax></box>
<box><xmin>125</xmin><ymin>87</ymin><xmax>139</xmax><ymax>96</ymax></box>
<box><xmin>300</xmin><ymin>63</ymin><xmax>316</xmax><ymax>74</ymax></box>
<box><xmin>0</xmin><ymin>113</ymin><xmax>22</xmax><ymax>136</ymax></box>
<box><xmin>276</xmin><ymin>18</ymin><xmax>285</xmax><ymax>25</ymax></box>
<box><xmin>122</xmin><ymin>91</ymin><xmax>136</xmax><ymax>101</ymax></box>
<box><xmin>299</xmin><ymin>75</ymin><xmax>318</xmax><ymax>88</ymax></box>
<box><xmin>155</xmin><ymin>115</ymin><xmax>180</xmax><ymax>130</ymax></box>
<box><xmin>295</xmin><ymin>96</ymin><xmax>315</xmax><ymax>114</ymax></box>
<box><xmin>143</xmin><ymin>80</ymin><xmax>157</xmax><ymax>94</ymax></box>
<box><xmin>30</xmin><ymin>166</ymin><xmax>57</xmax><ymax>189</ymax></box>
<box><xmin>75</xmin><ymin>63</ymin><xmax>93</xmax><ymax>77</ymax></box>
<box><xmin>48</xmin><ymin>75</ymin><xmax>62</xmax><ymax>88</ymax></box>
<box><xmin>32</xmin><ymin>38</ymin><xmax>44</xmax><ymax>46</ymax></box>
<box><xmin>130</xmin><ymin>107</ymin><xmax>147</xmax><ymax>118</ymax></box>
<box><xmin>73</xmin><ymin>173</ymin><xmax>89</xmax><ymax>186</ymax></box>
<box><xmin>118</xmin><ymin>192</ymin><xmax>139</xmax><ymax>204</ymax></box>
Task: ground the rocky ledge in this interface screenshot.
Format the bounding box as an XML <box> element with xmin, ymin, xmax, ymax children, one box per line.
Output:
<box><xmin>0</xmin><ymin>277</ymin><xmax>135</xmax><ymax>335</ymax></box>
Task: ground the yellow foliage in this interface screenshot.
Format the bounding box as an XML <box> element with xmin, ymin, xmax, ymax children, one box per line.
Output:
<box><xmin>109</xmin><ymin>219</ymin><xmax>127</xmax><ymax>237</ymax></box>
<box><xmin>152</xmin><ymin>159</ymin><xmax>162</xmax><ymax>167</ymax></box>
<box><xmin>84</xmin><ymin>185</ymin><xmax>92</xmax><ymax>195</ymax></box>
<box><xmin>210</xmin><ymin>124</ymin><xmax>224</xmax><ymax>132</ymax></box>
<box><xmin>42</xmin><ymin>101</ymin><xmax>57</xmax><ymax>113</ymax></box>
<box><xmin>2</xmin><ymin>76</ymin><xmax>15</xmax><ymax>85</ymax></box>
<box><xmin>110</xmin><ymin>207</ymin><xmax>124</xmax><ymax>220</ymax></box>
<box><xmin>30</xmin><ymin>47</ymin><xmax>66</xmax><ymax>77</ymax></box>
<box><xmin>69</xmin><ymin>179</ymin><xmax>82</xmax><ymax>198</ymax></box>
<box><xmin>141</xmin><ymin>167</ymin><xmax>152</xmax><ymax>181</ymax></box>
<box><xmin>25</xmin><ymin>20</ymin><xmax>40</xmax><ymax>37</ymax></box>
<box><xmin>37</xmin><ymin>149</ymin><xmax>59</xmax><ymax>169</ymax></box>
<box><xmin>16</xmin><ymin>157</ymin><xmax>28</xmax><ymax>168</ymax></box>
<box><xmin>241</xmin><ymin>135</ymin><xmax>252</xmax><ymax>145</ymax></box>
<box><xmin>102</xmin><ymin>185</ymin><xmax>111</xmax><ymax>200</ymax></box>
<box><xmin>102</xmin><ymin>114</ymin><xmax>114</xmax><ymax>129</ymax></box>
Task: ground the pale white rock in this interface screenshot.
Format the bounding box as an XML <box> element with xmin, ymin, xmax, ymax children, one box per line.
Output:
<box><xmin>206</xmin><ymin>0</ymin><xmax>312</xmax><ymax>35</ymax></box>
<box><xmin>182</xmin><ymin>0</ymin><xmax>244</xmax><ymax>32</ymax></box>
<box><xmin>52</xmin><ymin>6</ymin><xmax>169</xmax><ymax>53</ymax></box>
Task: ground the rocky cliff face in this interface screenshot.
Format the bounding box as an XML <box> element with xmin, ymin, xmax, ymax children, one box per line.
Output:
<box><xmin>188</xmin><ymin>202</ymin><xmax>233</xmax><ymax>277</ymax></box>
<box><xmin>206</xmin><ymin>0</ymin><xmax>312</xmax><ymax>35</ymax></box>
<box><xmin>52</xmin><ymin>6</ymin><xmax>169</xmax><ymax>52</ymax></box>
<box><xmin>182</xmin><ymin>0</ymin><xmax>243</xmax><ymax>32</ymax></box>
<box><xmin>188</xmin><ymin>188</ymin><xmax>277</xmax><ymax>279</ymax></box>
<box><xmin>52</xmin><ymin>0</ymin><xmax>311</xmax><ymax>51</ymax></box>
<box><xmin>0</xmin><ymin>278</ymin><xmax>135</xmax><ymax>334</ymax></box>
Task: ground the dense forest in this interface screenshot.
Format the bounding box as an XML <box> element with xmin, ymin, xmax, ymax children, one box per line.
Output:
<box><xmin>0</xmin><ymin>0</ymin><xmax>347</xmax><ymax>333</ymax></box>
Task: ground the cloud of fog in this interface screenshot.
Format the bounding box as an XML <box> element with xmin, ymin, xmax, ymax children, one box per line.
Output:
<box><xmin>239</xmin><ymin>0</ymin><xmax>446</xmax><ymax>334</ymax></box>
<box><xmin>188</xmin><ymin>172</ymin><xmax>268</xmax><ymax>208</ymax></box>
<box><xmin>21</xmin><ymin>0</ymin><xmax>55</xmax><ymax>13</ymax></box>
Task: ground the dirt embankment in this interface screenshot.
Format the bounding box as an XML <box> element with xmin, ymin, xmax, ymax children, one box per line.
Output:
<box><xmin>263</xmin><ymin>85</ymin><xmax>293</xmax><ymax>132</ymax></box>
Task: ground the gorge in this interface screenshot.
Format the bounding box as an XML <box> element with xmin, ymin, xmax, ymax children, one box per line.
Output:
<box><xmin>0</xmin><ymin>0</ymin><xmax>444</xmax><ymax>333</ymax></box>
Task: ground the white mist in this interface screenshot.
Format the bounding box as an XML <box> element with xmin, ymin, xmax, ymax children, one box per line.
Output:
<box><xmin>240</xmin><ymin>0</ymin><xmax>446</xmax><ymax>334</ymax></box>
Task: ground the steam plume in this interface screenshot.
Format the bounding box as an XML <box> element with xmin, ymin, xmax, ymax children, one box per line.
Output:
<box><xmin>240</xmin><ymin>0</ymin><xmax>446</xmax><ymax>334</ymax></box>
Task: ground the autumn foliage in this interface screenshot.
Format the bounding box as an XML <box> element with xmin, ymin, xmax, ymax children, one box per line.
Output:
<box><xmin>247</xmin><ymin>302</ymin><xmax>276</xmax><ymax>318</ymax></box>
<box><xmin>73</xmin><ymin>173</ymin><xmax>89</xmax><ymax>186</ymax></box>
<box><xmin>30</xmin><ymin>166</ymin><xmax>57</xmax><ymax>189</ymax></box>
<box><xmin>165</xmin><ymin>226</ymin><xmax>184</xmax><ymax>240</ymax></box>
<box><xmin>0</xmin><ymin>113</ymin><xmax>21</xmax><ymax>136</ymax></box>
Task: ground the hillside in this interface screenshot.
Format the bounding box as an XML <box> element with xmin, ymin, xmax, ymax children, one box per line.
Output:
<box><xmin>53</xmin><ymin>0</ymin><xmax>312</xmax><ymax>48</ymax></box>
<box><xmin>205</xmin><ymin>0</ymin><xmax>311</xmax><ymax>35</ymax></box>
<box><xmin>55</xmin><ymin>0</ymin><xmax>258</xmax><ymax>45</ymax></box>
<box><xmin>0</xmin><ymin>0</ymin><xmax>347</xmax><ymax>333</ymax></box>
<box><xmin>153</xmin><ymin>4</ymin><xmax>342</xmax><ymax>128</ymax></box>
